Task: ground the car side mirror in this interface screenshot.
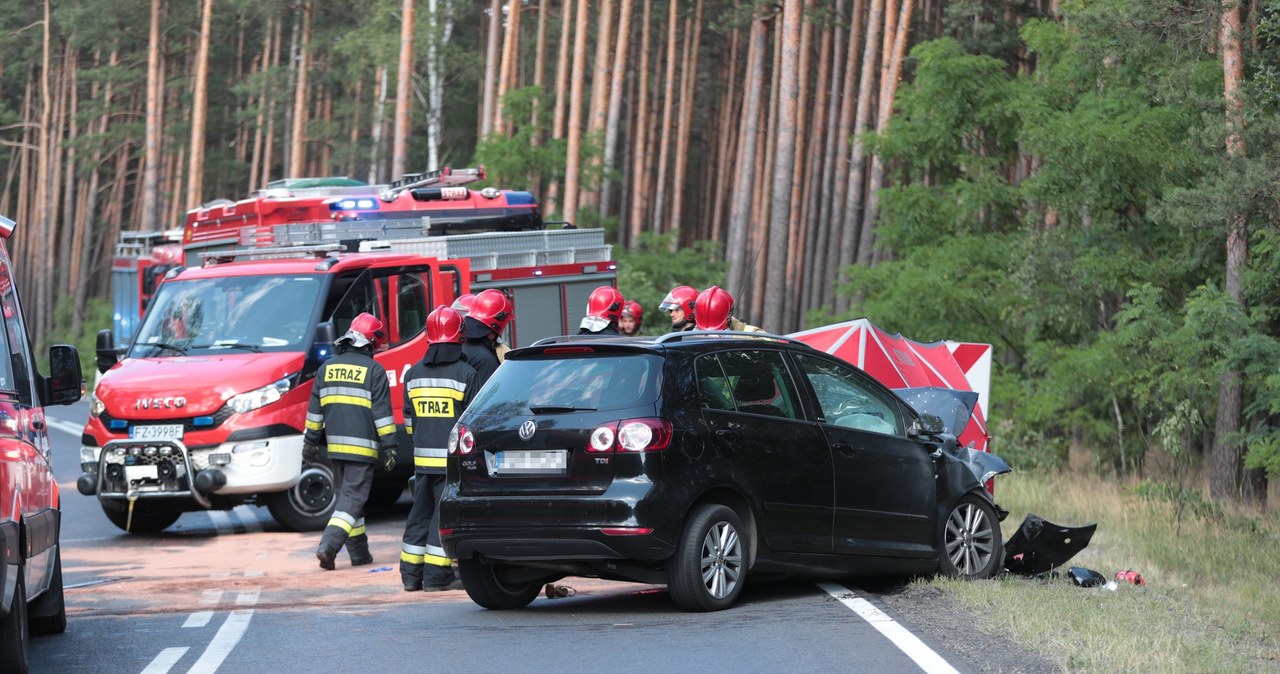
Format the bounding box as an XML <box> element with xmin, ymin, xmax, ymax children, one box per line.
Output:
<box><xmin>95</xmin><ymin>329</ymin><xmax>119</xmax><ymax>374</ymax></box>
<box><xmin>315</xmin><ymin>321</ymin><xmax>337</xmax><ymax>345</ymax></box>
<box><xmin>908</xmin><ymin>414</ymin><xmax>946</xmax><ymax>438</ymax></box>
<box><xmin>46</xmin><ymin>344</ymin><xmax>84</xmax><ymax>405</ymax></box>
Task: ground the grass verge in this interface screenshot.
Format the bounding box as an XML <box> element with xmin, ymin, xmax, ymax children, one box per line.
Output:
<box><xmin>925</xmin><ymin>471</ymin><xmax>1279</xmax><ymax>673</ymax></box>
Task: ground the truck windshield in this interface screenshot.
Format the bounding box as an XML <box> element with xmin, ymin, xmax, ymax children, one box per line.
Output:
<box><xmin>130</xmin><ymin>274</ymin><xmax>325</xmax><ymax>357</ymax></box>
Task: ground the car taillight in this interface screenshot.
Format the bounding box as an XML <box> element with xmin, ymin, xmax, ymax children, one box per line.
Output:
<box><xmin>590</xmin><ymin>418</ymin><xmax>671</xmax><ymax>453</ymax></box>
<box><xmin>449</xmin><ymin>423</ymin><xmax>475</xmax><ymax>455</ymax></box>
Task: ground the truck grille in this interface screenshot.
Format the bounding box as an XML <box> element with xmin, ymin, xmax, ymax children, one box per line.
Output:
<box><xmin>99</xmin><ymin>405</ymin><xmax>235</xmax><ymax>433</ymax></box>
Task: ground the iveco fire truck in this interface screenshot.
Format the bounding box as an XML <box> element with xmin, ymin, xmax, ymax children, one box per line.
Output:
<box><xmin>78</xmin><ymin>168</ymin><xmax>616</xmax><ymax>533</ymax></box>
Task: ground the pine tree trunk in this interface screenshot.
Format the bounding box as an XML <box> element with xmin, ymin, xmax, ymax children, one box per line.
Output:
<box><xmin>545</xmin><ymin>0</ymin><xmax>575</xmax><ymax>217</ymax></box>
<box><xmin>481</xmin><ymin>0</ymin><xmax>502</xmax><ymax>138</ymax></box>
<box><xmin>710</xmin><ymin>20</ymin><xmax>742</xmax><ymax>246</ymax></box>
<box><xmin>561</xmin><ymin>0</ymin><xmax>591</xmax><ymax>223</ymax></box>
<box><xmin>669</xmin><ymin>0</ymin><xmax>704</xmax><ymax>247</ymax></box>
<box><xmin>495</xmin><ymin>0</ymin><xmax>521</xmax><ymax>135</ymax></box>
<box><xmin>763</xmin><ymin>0</ymin><xmax>802</xmax><ymax>330</ymax></box>
<box><xmin>1211</xmin><ymin>0</ymin><xmax>1250</xmax><ymax>504</ymax></box>
<box><xmin>579</xmin><ymin>0</ymin><xmax>613</xmax><ymax>212</ymax></box>
<box><xmin>289</xmin><ymin>1</ymin><xmax>312</xmax><ymax>178</ymax></box>
<box><xmin>427</xmin><ymin>0</ymin><xmax>454</xmax><ymax>171</ymax></box>
<box><xmin>725</xmin><ymin>14</ymin><xmax>767</xmax><ymax>306</ymax></box>
<box><xmin>600</xmin><ymin>0</ymin><xmax>635</xmax><ymax>219</ymax></box>
<box><xmin>141</xmin><ymin>0</ymin><xmax>164</xmax><ymax>231</ymax></box>
<box><xmin>859</xmin><ymin>0</ymin><xmax>914</xmax><ymax>266</ymax></box>
<box><xmin>650</xmin><ymin>0</ymin><xmax>679</xmax><ymax>234</ymax></box>
<box><xmin>532</xmin><ymin>0</ymin><xmax>550</xmax><ymax>138</ymax></box>
<box><xmin>369</xmin><ymin>65</ymin><xmax>388</xmax><ymax>183</ymax></box>
<box><xmin>812</xmin><ymin>0</ymin><xmax>854</xmax><ymax>310</ymax></box>
<box><xmin>626</xmin><ymin>0</ymin><xmax>653</xmax><ymax>248</ymax></box>
<box><xmin>795</xmin><ymin>2</ymin><xmax>829</xmax><ymax>329</ymax></box>
<box><xmin>392</xmin><ymin>0</ymin><xmax>415</xmax><ymax>178</ymax></box>
<box><xmin>835</xmin><ymin>0</ymin><xmax>883</xmax><ymax>313</ymax></box>
<box><xmin>186</xmin><ymin>0</ymin><xmax>214</xmax><ymax>210</ymax></box>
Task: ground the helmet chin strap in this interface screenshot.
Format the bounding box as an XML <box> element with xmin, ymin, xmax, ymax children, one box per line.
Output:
<box><xmin>672</xmin><ymin>318</ymin><xmax>689</xmax><ymax>330</ymax></box>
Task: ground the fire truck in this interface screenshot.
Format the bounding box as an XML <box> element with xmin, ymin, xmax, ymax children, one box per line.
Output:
<box><xmin>110</xmin><ymin>229</ymin><xmax>183</xmax><ymax>343</ymax></box>
<box><xmin>78</xmin><ymin>168</ymin><xmax>616</xmax><ymax>533</ymax></box>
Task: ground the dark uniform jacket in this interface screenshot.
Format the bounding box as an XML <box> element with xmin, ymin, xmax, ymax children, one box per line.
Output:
<box><xmin>304</xmin><ymin>348</ymin><xmax>397</xmax><ymax>464</ymax></box>
<box><xmin>404</xmin><ymin>357</ymin><xmax>479</xmax><ymax>475</ymax></box>
<box><xmin>461</xmin><ymin>338</ymin><xmax>501</xmax><ymax>388</ymax></box>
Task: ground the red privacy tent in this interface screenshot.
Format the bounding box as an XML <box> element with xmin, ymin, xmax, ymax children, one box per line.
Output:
<box><xmin>789</xmin><ymin>318</ymin><xmax>992</xmax><ymax>452</ymax></box>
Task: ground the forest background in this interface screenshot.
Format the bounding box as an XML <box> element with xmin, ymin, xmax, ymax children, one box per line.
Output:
<box><xmin>1</xmin><ymin>0</ymin><xmax>1279</xmax><ymax>512</ymax></box>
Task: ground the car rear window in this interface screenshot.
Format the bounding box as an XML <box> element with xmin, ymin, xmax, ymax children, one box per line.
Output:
<box><xmin>470</xmin><ymin>353</ymin><xmax>663</xmax><ymax>413</ymax></box>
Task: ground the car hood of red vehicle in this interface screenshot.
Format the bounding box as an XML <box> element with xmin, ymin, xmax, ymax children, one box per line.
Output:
<box><xmin>96</xmin><ymin>352</ymin><xmax>305</xmax><ymax>418</ymax></box>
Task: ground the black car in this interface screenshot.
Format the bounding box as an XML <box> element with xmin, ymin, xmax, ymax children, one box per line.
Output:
<box><xmin>440</xmin><ymin>331</ymin><xmax>1011</xmax><ymax>612</ymax></box>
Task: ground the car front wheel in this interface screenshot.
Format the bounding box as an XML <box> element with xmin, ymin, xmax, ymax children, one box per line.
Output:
<box><xmin>0</xmin><ymin>564</ymin><xmax>29</xmax><ymax>673</ymax></box>
<box><xmin>939</xmin><ymin>494</ymin><xmax>1002</xmax><ymax>579</ymax></box>
<box><xmin>667</xmin><ymin>503</ymin><xmax>748</xmax><ymax>612</ymax></box>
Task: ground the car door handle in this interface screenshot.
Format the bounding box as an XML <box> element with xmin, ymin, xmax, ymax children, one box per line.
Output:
<box><xmin>831</xmin><ymin>441</ymin><xmax>855</xmax><ymax>456</ymax></box>
<box><xmin>714</xmin><ymin>429</ymin><xmax>738</xmax><ymax>442</ymax></box>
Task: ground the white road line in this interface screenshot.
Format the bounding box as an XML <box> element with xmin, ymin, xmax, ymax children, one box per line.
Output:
<box><xmin>44</xmin><ymin>417</ymin><xmax>85</xmax><ymax>437</ymax></box>
<box><xmin>207</xmin><ymin>510</ymin><xmax>238</xmax><ymax>534</ymax></box>
<box><xmin>187</xmin><ymin>609</ymin><xmax>254</xmax><ymax>674</ymax></box>
<box><xmin>182</xmin><ymin>611</ymin><xmax>214</xmax><ymax>628</ymax></box>
<box><xmin>243</xmin><ymin>570</ymin><xmax>264</xmax><ymax>579</ymax></box>
<box><xmin>235</xmin><ymin>590</ymin><xmax>260</xmax><ymax>606</ymax></box>
<box><xmin>818</xmin><ymin>582</ymin><xmax>961</xmax><ymax>674</ymax></box>
<box><xmin>140</xmin><ymin>646</ymin><xmax>189</xmax><ymax>674</ymax></box>
<box><xmin>199</xmin><ymin>589</ymin><xmax>223</xmax><ymax>606</ymax></box>
<box><xmin>231</xmin><ymin>505</ymin><xmax>263</xmax><ymax>533</ymax></box>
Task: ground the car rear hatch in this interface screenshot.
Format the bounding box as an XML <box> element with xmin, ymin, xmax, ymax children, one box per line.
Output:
<box><xmin>456</xmin><ymin>344</ymin><xmax>665</xmax><ymax>496</ymax></box>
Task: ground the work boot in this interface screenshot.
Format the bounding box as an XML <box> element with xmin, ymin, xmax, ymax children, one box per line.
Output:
<box><xmin>347</xmin><ymin>534</ymin><xmax>374</xmax><ymax>566</ymax></box>
<box><xmin>401</xmin><ymin>560</ymin><xmax>424</xmax><ymax>591</ymax></box>
<box><xmin>316</xmin><ymin>544</ymin><xmax>337</xmax><ymax>571</ymax></box>
<box><xmin>421</xmin><ymin>564</ymin><xmax>457</xmax><ymax>591</ymax></box>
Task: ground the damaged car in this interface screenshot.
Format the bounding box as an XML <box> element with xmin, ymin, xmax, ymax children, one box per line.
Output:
<box><xmin>440</xmin><ymin>331</ymin><xmax>1012</xmax><ymax>612</ymax></box>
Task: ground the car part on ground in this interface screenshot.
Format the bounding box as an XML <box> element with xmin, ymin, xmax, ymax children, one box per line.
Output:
<box><xmin>1002</xmin><ymin>513</ymin><xmax>1097</xmax><ymax>576</ymax></box>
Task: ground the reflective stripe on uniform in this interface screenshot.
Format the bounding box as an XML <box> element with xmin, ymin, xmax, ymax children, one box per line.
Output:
<box><xmin>414</xmin><ymin>456</ymin><xmax>446</xmax><ymax>469</ymax></box>
<box><xmin>401</xmin><ymin>543</ymin><xmax>427</xmax><ymax>565</ymax></box>
<box><xmin>425</xmin><ymin>542</ymin><xmax>449</xmax><ymax>567</ymax></box>
<box><xmin>374</xmin><ymin>416</ymin><xmax>396</xmax><ymax>436</ymax></box>
<box><xmin>319</xmin><ymin>385</ymin><xmax>373</xmax><ymax>409</ymax></box>
<box><xmin>327</xmin><ymin>444</ymin><xmax>379</xmax><ymax>459</ymax></box>
<box><xmin>306</xmin><ymin>412</ymin><xmax>324</xmax><ymax>431</ymax></box>
<box><xmin>414</xmin><ymin>443</ymin><xmax>447</xmax><ymax>468</ymax></box>
<box><xmin>327</xmin><ymin>510</ymin><xmax>356</xmax><ymax>532</ymax></box>
<box><xmin>350</xmin><ymin>523</ymin><xmax>366</xmax><ymax>537</ymax></box>
<box><xmin>407</xmin><ymin>377</ymin><xmax>467</xmax><ymax>394</ymax></box>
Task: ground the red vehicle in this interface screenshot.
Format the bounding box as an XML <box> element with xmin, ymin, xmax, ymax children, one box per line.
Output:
<box><xmin>0</xmin><ymin>215</ymin><xmax>84</xmax><ymax>672</ymax></box>
<box><xmin>110</xmin><ymin>230</ymin><xmax>183</xmax><ymax>343</ymax></box>
<box><xmin>78</xmin><ymin>168</ymin><xmax>616</xmax><ymax>533</ymax></box>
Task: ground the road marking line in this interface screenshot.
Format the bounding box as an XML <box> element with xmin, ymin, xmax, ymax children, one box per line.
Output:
<box><xmin>232</xmin><ymin>505</ymin><xmax>263</xmax><ymax>533</ymax></box>
<box><xmin>199</xmin><ymin>589</ymin><xmax>223</xmax><ymax>605</ymax></box>
<box><xmin>188</xmin><ymin>609</ymin><xmax>254</xmax><ymax>674</ymax></box>
<box><xmin>140</xmin><ymin>646</ymin><xmax>188</xmax><ymax>674</ymax></box>
<box><xmin>244</xmin><ymin>570</ymin><xmax>264</xmax><ymax>579</ymax></box>
<box><xmin>44</xmin><ymin>417</ymin><xmax>85</xmax><ymax>437</ymax></box>
<box><xmin>235</xmin><ymin>590</ymin><xmax>260</xmax><ymax>606</ymax></box>
<box><xmin>183</xmin><ymin>611</ymin><xmax>214</xmax><ymax>628</ymax></box>
<box><xmin>208</xmin><ymin>510</ymin><xmax>238</xmax><ymax>534</ymax></box>
<box><xmin>818</xmin><ymin>582</ymin><xmax>960</xmax><ymax>674</ymax></box>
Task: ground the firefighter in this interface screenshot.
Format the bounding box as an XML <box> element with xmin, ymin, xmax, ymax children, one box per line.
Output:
<box><xmin>619</xmin><ymin>300</ymin><xmax>643</xmax><ymax>337</ymax></box>
<box><xmin>694</xmin><ymin>286</ymin><xmax>765</xmax><ymax>333</ymax></box>
<box><xmin>454</xmin><ymin>292</ymin><xmax>509</xmax><ymax>361</ymax></box>
<box><xmin>658</xmin><ymin>285</ymin><xmax>699</xmax><ymax>332</ymax></box>
<box><xmin>462</xmin><ymin>288</ymin><xmax>513</xmax><ymax>386</ymax></box>
<box><xmin>400</xmin><ymin>306</ymin><xmax>478</xmax><ymax>591</ymax></box>
<box><xmin>579</xmin><ymin>286</ymin><xmax>625</xmax><ymax>335</ymax></box>
<box><xmin>304</xmin><ymin>312</ymin><xmax>398</xmax><ymax>570</ymax></box>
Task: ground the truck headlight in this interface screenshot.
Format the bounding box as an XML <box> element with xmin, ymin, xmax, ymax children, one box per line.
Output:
<box><xmin>227</xmin><ymin>376</ymin><xmax>292</xmax><ymax>414</ymax></box>
<box><xmin>89</xmin><ymin>392</ymin><xmax>106</xmax><ymax>417</ymax></box>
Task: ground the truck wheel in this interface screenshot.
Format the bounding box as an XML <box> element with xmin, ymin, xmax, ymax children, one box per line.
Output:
<box><xmin>0</xmin><ymin>565</ymin><xmax>29</xmax><ymax>673</ymax></box>
<box><xmin>28</xmin><ymin>545</ymin><xmax>66</xmax><ymax>635</ymax></box>
<box><xmin>667</xmin><ymin>503</ymin><xmax>748</xmax><ymax>612</ymax></box>
<box><xmin>101</xmin><ymin>502</ymin><xmax>180</xmax><ymax>534</ymax></box>
<box><xmin>456</xmin><ymin>559</ymin><xmax>543</xmax><ymax>610</ymax></box>
<box><xmin>266</xmin><ymin>460</ymin><xmax>335</xmax><ymax>531</ymax></box>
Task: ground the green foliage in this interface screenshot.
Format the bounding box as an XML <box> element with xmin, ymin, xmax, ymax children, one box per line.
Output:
<box><xmin>614</xmin><ymin>232</ymin><xmax>724</xmax><ymax>336</ymax></box>
<box><xmin>473</xmin><ymin>86</ymin><xmax>566</xmax><ymax>193</ymax></box>
<box><xmin>45</xmin><ymin>296</ymin><xmax>114</xmax><ymax>381</ymax></box>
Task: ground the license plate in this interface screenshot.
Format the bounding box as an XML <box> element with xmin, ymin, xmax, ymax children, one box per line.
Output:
<box><xmin>493</xmin><ymin>450</ymin><xmax>568</xmax><ymax>475</ymax></box>
<box><xmin>130</xmin><ymin>424</ymin><xmax>183</xmax><ymax>440</ymax></box>
<box><xmin>125</xmin><ymin>464</ymin><xmax>159</xmax><ymax>481</ymax></box>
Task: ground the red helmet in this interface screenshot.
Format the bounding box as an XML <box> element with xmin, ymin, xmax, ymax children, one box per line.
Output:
<box><xmin>450</xmin><ymin>293</ymin><xmax>475</xmax><ymax>316</ymax></box>
<box><xmin>694</xmin><ymin>286</ymin><xmax>734</xmax><ymax>330</ymax></box>
<box><xmin>468</xmin><ymin>289</ymin><xmax>514</xmax><ymax>334</ymax></box>
<box><xmin>585</xmin><ymin>286</ymin><xmax>625</xmax><ymax>322</ymax></box>
<box><xmin>659</xmin><ymin>285</ymin><xmax>698</xmax><ymax>316</ymax></box>
<box><xmin>426</xmin><ymin>305</ymin><xmax>464</xmax><ymax>344</ymax></box>
<box><xmin>622</xmin><ymin>300</ymin><xmax>643</xmax><ymax>322</ymax></box>
<box><xmin>338</xmin><ymin>312</ymin><xmax>385</xmax><ymax>348</ymax></box>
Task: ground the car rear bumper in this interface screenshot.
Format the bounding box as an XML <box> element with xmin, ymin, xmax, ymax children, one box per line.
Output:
<box><xmin>445</xmin><ymin>526</ymin><xmax>677</xmax><ymax>562</ymax></box>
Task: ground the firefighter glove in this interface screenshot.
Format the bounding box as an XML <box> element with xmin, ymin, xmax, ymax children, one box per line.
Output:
<box><xmin>382</xmin><ymin>449</ymin><xmax>397</xmax><ymax>473</ymax></box>
<box><xmin>303</xmin><ymin>442</ymin><xmax>320</xmax><ymax>464</ymax></box>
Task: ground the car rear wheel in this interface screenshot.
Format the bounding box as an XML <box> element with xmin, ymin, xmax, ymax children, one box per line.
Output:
<box><xmin>0</xmin><ymin>565</ymin><xmax>29</xmax><ymax>673</ymax></box>
<box><xmin>266</xmin><ymin>459</ymin><xmax>336</xmax><ymax>531</ymax></box>
<box><xmin>101</xmin><ymin>502</ymin><xmax>181</xmax><ymax>534</ymax></box>
<box><xmin>668</xmin><ymin>503</ymin><xmax>748</xmax><ymax>612</ymax></box>
<box><xmin>28</xmin><ymin>545</ymin><xmax>66</xmax><ymax>635</ymax></box>
<box><xmin>457</xmin><ymin>559</ymin><xmax>543</xmax><ymax>610</ymax></box>
<box><xmin>939</xmin><ymin>494</ymin><xmax>1002</xmax><ymax>579</ymax></box>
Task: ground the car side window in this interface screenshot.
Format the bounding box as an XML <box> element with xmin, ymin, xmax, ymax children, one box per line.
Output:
<box><xmin>697</xmin><ymin>350</ymin><xmax>802</xmax><ymax>420</ymax></box>
<box><xmin>794</xmin><ymin>353</ymin><xmax>902</xmax><ymax>435</ymax></box>
<box><xmin>0</xmin><ymin>252</ymin><xmax>32</xmax><ymax>405</ymax></box>
<box><xmin>393</xmin><ymin>272</ymin><xmax>429</xmax><ymax>346</ymax></box>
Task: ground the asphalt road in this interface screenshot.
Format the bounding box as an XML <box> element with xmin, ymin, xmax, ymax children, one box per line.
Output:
<box><xmin>27</xmin><ymin>399</ymin><xmax>1003</xmax><ymax>674</ymax></box>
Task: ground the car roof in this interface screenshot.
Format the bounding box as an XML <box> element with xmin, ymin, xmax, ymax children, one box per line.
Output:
<box><xmin>511</xmin><ymin>331</ymin><xmax>824</xmax><ymax>359</ymax></box>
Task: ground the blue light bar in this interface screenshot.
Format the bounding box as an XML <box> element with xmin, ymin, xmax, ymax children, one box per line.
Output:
<box><xmin>193</xmin><ymin>416</ymin><xmax>214</xmax><ymax>427</ymax></box>
<box><xmin>330</xmin><ymin>198</ymin><xmax>379</xmax><ymax>212</ymax></box>
<box><xmin>109</xmin><ymin>419</ymin><xmax>128</xmax><ymax>430</ymax></box>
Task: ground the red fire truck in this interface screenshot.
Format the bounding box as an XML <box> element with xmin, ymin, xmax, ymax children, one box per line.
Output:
<box><xmin>110</xmin><ymin>229</ymin><xmax>183</xmax><ymax>343</ymax></box>
<box><xmin>78</xmin><ymin>168</ymin><xmax>616</xmax><ymax>533</ymax></box>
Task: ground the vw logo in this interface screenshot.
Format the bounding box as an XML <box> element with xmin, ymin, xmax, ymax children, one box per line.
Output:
<box><xmin>518</xmin><ymin>419</ymin><xmax>537</xmax><ymax>441</ymax></box>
